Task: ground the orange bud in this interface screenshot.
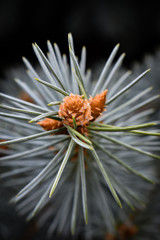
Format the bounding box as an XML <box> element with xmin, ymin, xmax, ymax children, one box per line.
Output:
<box><xmin>117</xmin><ymin>223</ymin><xmax>138</xmax><ymax>238</ymax></box>
<box><xmin>89</xmin><ymin>89</ymin><xmax>108</xmax><ymax>119</ymax></box>
<box><xmin>37</xmin><ymin>118</ymin><xmax>63</xmax><ymax>131</ymax></box>
<box><xmin>105</xmin><ymin>233</ymin><xmax>117</xmax><ymax>240</ymax></box>
<box><xmin>38</xmin><ymin>90</ymin><xmax>108</xmax><ymax>134</ymax></box>
<box><xmin>0</xmin><ymin>140</ymin><xmax>9</xmax><ymax>150</ymax></box>
<box><xmin>19</xmin><ymin>91</ymin><xmax>34</xmax><ymax>103</ymax></box>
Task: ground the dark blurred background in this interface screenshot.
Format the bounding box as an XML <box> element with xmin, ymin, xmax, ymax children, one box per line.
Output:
<box><xmin>0</xmin><ymin>0</ymin><xmax>160</xmax><ymax>80</ymax></box>
<box><xmin>0</xmin><ymin>1</ymin><xmax>160</xmax><ymax>239</ymax></box>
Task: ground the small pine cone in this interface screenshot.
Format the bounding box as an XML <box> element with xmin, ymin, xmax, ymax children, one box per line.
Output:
<box><xmin>37</xmin><ymin>118</ymin><xmax>63</xmax><ymax>131</ymax></box>
<box><xmin>89</xmin><ymin>89</ymin><xmax>108</xmax><ymax>119</ymax></box>
<box><xmin>59</xmin><ymin>93</ymin><xmax>93</xmax><ymax>127</ymax></box>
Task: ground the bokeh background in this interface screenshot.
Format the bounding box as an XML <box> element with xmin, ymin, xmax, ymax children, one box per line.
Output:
<box><xmin>0</xmin><ymin>1</ymin><xmax>160</xmax><ymax>240</ymax></box>
<box><xmin>0</xmin><ymin>0</ymin><xmax>160</xmax><ymax>79</ymax></box>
